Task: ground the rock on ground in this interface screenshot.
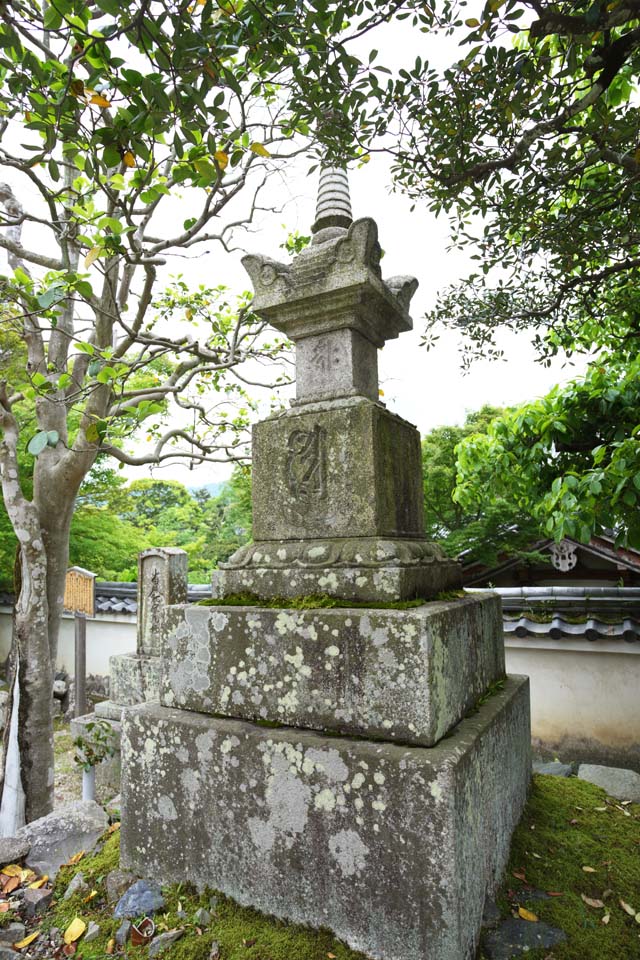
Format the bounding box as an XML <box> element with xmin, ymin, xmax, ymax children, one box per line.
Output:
<box><xmin>533</xmin><ymin>761</ymin><xmax>573</xmax><ymax>777</ymax></box>
<box><xmin>0</xmin><ymin>836</ymin><xmax>30</xmax><ymax>865</ymax></box>
<box><xmin>63</xmin><ymin>871</ymin><xmax>89</xmax><ymax>900</ymax></box>
<box><xmin>113</xmin><ymin>879</ymin><xmax>165</xmax><ymax>918</ymax></box>
<box><xmin>0</xmin><ymin>922</ymin><xmax>26</xmax><ymax>944</ymax></box>
<box><xmin>148</xmin><ymin>929</ymin><xmax>184</xmax><ymax>958</ymax></box>
<box><xmin>84</xmin><ymin>921</ymin><xmax>101</xmax><ymax>943</ymax></box>
<box><xmin>483</xmin><ymin>917</ymin><xmax>567</xmax><ymax>958</ymax></box>
<box><xmin>577</xmin><ymin>764</ymin><xmax>640</xmax><ymax>802</ymax></box>
<box><xmin>105</xmin><ymin>868</ymin><xmax>136</xmax><ymax>903</ymax></box>
<box><xmin>17</xmin><ymin>800</ymin><xmax>108</xmax><ymax>877</ymax></box>
<box><xmin>22</xmin><ymin>887</ymin><xmax>53</xmax><ymax>919</ymax></box>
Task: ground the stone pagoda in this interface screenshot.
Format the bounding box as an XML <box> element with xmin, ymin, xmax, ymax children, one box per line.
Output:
<box><xmin>120</xmin><ymin>169</ymin><xmax>531</xmax><ymax>960</ymax></box>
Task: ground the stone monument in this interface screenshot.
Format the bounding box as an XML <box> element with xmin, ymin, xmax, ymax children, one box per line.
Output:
<box><xmin>120</xmin><ymin>169</ymin><xmax>531</xmax><ymax>960</ymax></box>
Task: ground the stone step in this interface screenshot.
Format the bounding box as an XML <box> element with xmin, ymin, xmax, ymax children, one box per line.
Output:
<box><xmin>161</xmin><ymin>593</ymin><xmax>505</xmax><ymax>747</ymax></box>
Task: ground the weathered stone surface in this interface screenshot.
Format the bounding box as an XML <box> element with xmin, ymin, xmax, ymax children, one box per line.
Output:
<box><xmin>213</xmin><ymin>536</ymin><xmax>461</xmax><ymax>602</ymax></box>
<box><xmin>162</xmin><ymin>594</ymin><xmax>505</xmax><ymax>746</ymax></box>
<box><xmin>115</xmin><ymin>920</ymin><xmax>131</xmax><ymax>946</ymax></box>
<box><xmin>194</xmin><ymin>907</ymin><xmax>211</xmax><ymax>927</ymax></box>
<box><xmin>110</xmin><ymin>653</ymin><xmax>162</xmax><ymax>706</ymax></box>
<box><xmin>63</xmin><ymin>871</ymin><xmax>89</xmax><ymax>900</ymax></box>
<box><xmin>252</xmin><ymin>398</ymin><xmax>425</xmax><ymax>542</ymax></box>
<box><xmin>138</xmin><ymin>549</ymin><xmax>188</xmax><ymax>657</ymax></box>
<box><xmin>121</xmin><ymin>677</ymin><xmax>531</xmax><ymax>960</ymax></box>
<box><xmin>533</xmin><ymin>761</ymin><xmax>573</xmax><ymax>777</ymax></box>
<box><xmin>22</xmin><ymin>887</ymin><xmax>53</xmax><ymax>918</ymax></box>
<box><xmin>114</xmin><ymin>879</ymin><xmax>165</xmax><ymax>918</ymax></box>
<box><xmin>296</xmin><ymin>328</ymin><xmax>379</xmax><ymax>404</ymax></box>
<box><xmin>483</xmin><ymin>917</ymin><xmax>567</xmax><ymax>958</ymax></box>
<box><xmin>84</xmin><ymin>921</ymin><xmax>101</xmax><ymax>943</ymax></box>
<box><xmin>105</xmin><ymin>868</ymin><xmax>136</xmax><ymax>904</ymax></box>
<box><xmin>0</xmin><ymin>836</ymin><xmax>30</xmax><ymax>865</ymax></box>
<box><xmin>577</xmin><ymin>763</ymin><xmax>640</xmax><ymax>801</ymax></box>
<box><xmin>148</xmin><ymin>929</ymin><xmax>184</xmax><ymax>957</ymax></box>
<box><xmin>0</xmin><ymin>922</ymin><xmax>26</xmax><ymax>944</ymax></box>
<box><xmin>94</xmin><ymin>700</ymin><xmax>125</xmax><ymax>721</ymax></box>
<box><xmin>18</xmin><ymin>801</ymin><xmax>108</xmax><ymax>878</ymax></box>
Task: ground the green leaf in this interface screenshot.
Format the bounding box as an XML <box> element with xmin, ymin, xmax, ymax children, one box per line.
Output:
<box><xmin>27</xmin><ymin>431</ymin><xmax>50</xmax><ymax>456</ymax></box>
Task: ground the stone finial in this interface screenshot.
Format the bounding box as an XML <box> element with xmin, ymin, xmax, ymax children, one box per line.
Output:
<box><xmin>311</xmin><ymin>167</ymin><xmax>352</xmax><ymax>243</ymax></box>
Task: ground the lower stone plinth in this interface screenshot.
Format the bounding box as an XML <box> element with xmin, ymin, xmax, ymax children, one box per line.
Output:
<box><xmin>110</xmin><ymin>652</ymin><xmax>161</xmax><ymax>706</ymax></box>
<box><xmin>121</xmin><ymin>677</ymin><xmax>531</xmax><ymax>960</ymax></box>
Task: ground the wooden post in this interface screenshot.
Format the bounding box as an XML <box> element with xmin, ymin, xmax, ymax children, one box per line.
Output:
<box><xmin>74</xmin><ymin>612</ymin><xmax>87</xmax><ymax>718</ymax></box>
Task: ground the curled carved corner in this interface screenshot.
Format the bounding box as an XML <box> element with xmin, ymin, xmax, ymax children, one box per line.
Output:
<box><xmin>221</xmin><ymin>537</ymin><xmax>454</xmax><ymax>570</ymax></box>
<box><xmin>242</xmin><ymin>253</ymin><xmax>291</xmax><ymax>292</ymax></box>
<box><xmin>385</xmin><ymin>275</ymin><xmax>419</xmax><ymax>312</ymax></box>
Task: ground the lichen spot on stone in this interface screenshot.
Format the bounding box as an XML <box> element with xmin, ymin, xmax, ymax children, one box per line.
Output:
<box><xmin>351</xmin><ymin>772</ymin><xmax>365</xmax><ymax>790</ymax></box>
<box><xmin>430</xmin><ymin>780</ymin><xmax>443</xmax><ymax>800</ymax></box>
<box><xmin>374</xmin><ymin>772</ymin><xmax>386</xmax><ymax>785</ymax></box>
<box><xmin>324</xmin><ymin>645</ymin><xmax>340</xmax><ymax>657</ymax></box>
<box><xmin>328</xmin><ymin>830</ymin><xmax>369</xmax><ymax>878</ymax></box>
<box><xmin>314</xmin><ymin>788</ymin><xmax>337</xmax><ymax>812</ymax></box>
<box><xmin>158</xmin><ymin>795</ymin><xmax>178</xmax><ymax>820</ymax></box>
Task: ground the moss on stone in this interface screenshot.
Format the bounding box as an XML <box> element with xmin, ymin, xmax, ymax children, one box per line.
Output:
<box><xmin>480</xmin><ymin>774</ymin><xmax>640</xmax><ymax>960</ymax></box>
<box><xmin>198</xmin><ymin>592</ymin><xmax>441</xmax><ymax>610</ymax></box>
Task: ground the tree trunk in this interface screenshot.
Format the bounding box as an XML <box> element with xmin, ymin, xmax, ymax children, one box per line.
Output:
<box><xmin>13</xmin><ymin>545</ymin><xmax>54</xmax><ymax>824</ymax></box>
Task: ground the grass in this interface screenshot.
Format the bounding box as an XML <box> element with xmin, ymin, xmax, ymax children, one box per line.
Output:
<box><xmin>197</xmin><ymin>591</ymin><xmax>466</xmax><ymax>610</ymax></box>
<box><xmin>480</xmin><ymin>774</ymin><xmax>640</xmax><ymax>960</ymax></box>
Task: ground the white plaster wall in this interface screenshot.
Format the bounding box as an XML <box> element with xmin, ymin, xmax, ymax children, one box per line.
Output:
<box><xmin>0</xmin><ymin>606</ymin><xmax>136</xmax><ymax>676</ymax></box>
<box><xmin>505</xmin><ymin>638</ymin><xmax>640</xmax><ymax>761</ymax></box>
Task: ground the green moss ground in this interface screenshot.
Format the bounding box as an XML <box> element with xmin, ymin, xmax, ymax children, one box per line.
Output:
<box><xmin>480</xmin><ymin>774</ymin><xmax>640</xmax><ymax>960</ymax></box>
<box><xmin>46</xmin><ymin>831</ymin><xmax>368</xmax><ymax>960</ymax></box>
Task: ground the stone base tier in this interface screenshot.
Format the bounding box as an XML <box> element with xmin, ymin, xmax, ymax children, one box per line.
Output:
<box><xmin>110</xmin><ymin>652</ymin><xmax>161</xmax><ymax>706</ymax></box>
<box><xmin>121</xmin><ymin>677</ymin><xmax>530</xmax><ymax>960</ymax></box>
<box><xmin>213</xmin><ymin>536</ymin><xmax>461</xmax><ymax>602</ymax></box>
<box><xmin>162</xmin><ymin>594</ymin><xmax>504</xmax><ymax>746</ymax></box>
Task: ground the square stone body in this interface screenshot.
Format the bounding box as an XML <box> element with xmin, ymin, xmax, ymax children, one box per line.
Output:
<box><xmin>120</xmin><ymin>676</ymin><xmax>531</xmax><ymax>960</ymax></box>
<box><xmin>295</xmin><ymin>328</ymin><xmax>379</xmax><ymax>403</ymax></box>
<box><xmin>110</xmin><ymin>653</ymin><xmax>162</xmax><ymax>706</ymax></box>
<box><xmin>160</xmin><ymin>594</ymin><xmax>505</xmax><ymax>747</ymax></box>
<box><xmin>252</xmin><ymin>397</ymin><xmax>424</xmax><ymax>542</ymax></box>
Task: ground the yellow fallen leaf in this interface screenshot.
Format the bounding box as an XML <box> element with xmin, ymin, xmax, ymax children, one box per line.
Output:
<box><xmin>594</xmin><ymin>806</ymin><xmax>607</xmax><ymax>811</ymax></box>
<box><xmin>123</xmin><ymin>151</ymin><xmax>135</xmax><ymax>168</ymax></box>
<box><xmin>582</xmin><ymin>866</ymin><xmax>596</xmax><ymax>873</ymax></box>
<box><xmin>90</xmin><ymin>94</ymin><xmax>111</xmax><ymax>108</ymax></box>
<box><xmin>106</xmin><ymin>938</ymin><xmax>115</xmax><ymax>955</ymax></box>
<box><xmin>1</xmin><ymin>864</ymin><xmax>23</xmax><ymax>877</ymax></box>
<box><xmin>28</xmin><ymin>875</ymin><xmax>48</xmax><ymax>889</ymax></box>
<box><xmin>214</xmin><ymin>150</ymin><xmax>228</xmax><ymax>170</ymax></box>
<box><xmin>602</xmin><ymin>913</ymin><xmax>610</xmax><ymax>924</ymax></box>
<box><xmin>518</xmin><ymin>907</ymin><xmax>538</xmax><ymax>922</ymax></box>
<box><xmin>107</xmin><ymin>821</ymin><xmax>121</xmax><ymax>834</ymax></box>
<box><xmin>84</xmin><ymin>247</ymin><xmax>100</xmax><ymax>269</ymax></box>
<box><xmin>581</xmin><ymin>894</ymin><xmax>604</xmax><ymax>909</ymax></box>
<box><xmin>64</xmin><ymin>917</ymin><xmax>86</xmax><ymax>944</ymax></box>
<box><xmin>83</xmin><ymin>890</ymin><xmax>97</xmax><ymax>903</ymax></box>
<box><xmin>250</xmin><ymin>142</ymin><xmax>271</xmax><ymax>158</ymax></box>
<box><xmin>20</xmin><ymin>869</ymin><xmax>35</xmax><ymax>883</ymax></box>
<box><xmin>620</xmin><ymin>899</ymin><xmax>636</xmax><ymax>916</ymax></box>
<box><xmin>14</xmin><ymin>931</ymin><xmax>40</xmax><ymax>950</ymax></box>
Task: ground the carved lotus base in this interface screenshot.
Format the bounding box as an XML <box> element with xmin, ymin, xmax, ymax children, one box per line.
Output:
<box><xmin>212</xmin><ymin>537</ymin><xmax>461</xmax><ymax>602</ymax></box>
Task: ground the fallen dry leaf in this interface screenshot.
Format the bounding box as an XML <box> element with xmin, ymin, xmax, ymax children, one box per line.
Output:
<box><xmin>105</xmin><ymin>938</ymin><xmax>115</xmax><ymax>955</ymax></box>
<box><xmin>3</xmin><ymin>877</ymin><xmax>20</xmax><ymax>894</ymax></box>
<box><xmin>594</xmin><ymin>806</ymin><xmax>607</xmax><ymax>812</ymax></box>
<box><xmin>63</xmin><ymin>918</ymin><xmax>86</xmax><ymax>945</ymax></box>
<box><xmin>0</xmin><ymin>903</ymin><xmax>9</xmax><ymax>913</ymax></box>
<box><xmin>63</xmin><ymin>944</ymin><xmax>77</xmax><ymax>956</ymax></box>
<box><xmin>64</xmin><ymin>852</ymin><xmax>85</xmax><ymax>867</ymax></box>
<box><xmin>620</xmin><ymin>900</ymin><xmax>636</xmax><ymax>916</ymax></box>
<box><xmin>14</xmin><ymin>930</ymin><xmax>40</xmax><ymax>950</ymax></box>
<box><xmin>28</xmin><ymin>876</ymin><xmax>48</xmax><ymax>889</ymax></box>
<box><xmin>602</xmin><ymin>913</ymin><xmax>611</xmax><ymax>925</ymax></box>
<box><xmin>518</xmin><ymin>907</ymin><xmax>539</xmax><ymax>922</ymax></box>
<box><xmin>546</xmin><ymin>891</ymin><xmax>564</xmax><ymax>897</ymax></box>
<box><xmin>582</xmin><ymin>866</ymin><xmax>596</xmax><ymax>873</ymax></box>
<box><xmin>107</xmin><ymin>822</ymin><xmax>120</xmax><ymax>834</ymax></box>
<box><xmin>581</xmin><ymin>894</ymin><xmax>605</xmax><ymax>909</ymax></box>
<box><xmin>569</xmin><ymin>819</ymin><xmax>579</xmax><ymax>826</ymax></box>
<box><xmin>512</xmin><ymin>870</ymin><xmax>526</xmax><ymax>881</ymax></box>
<box><xmin>82</xmin><ymin>890</ymin><xmax>97</xmax><ymax>903</ymax></box>
<box><xmin>1</xmin><ymin>865</ymin><xmax>22</xmax><ymax>878</ymax></box>
<box><xmin>328</xmin><ymin>954</ymin><xmax>337</xmax><ymax>959</ymax></box>
<box><xmin>243</xmin><ymin>937</ymin><xmax>257</xmax><ymax>947</ymax></box>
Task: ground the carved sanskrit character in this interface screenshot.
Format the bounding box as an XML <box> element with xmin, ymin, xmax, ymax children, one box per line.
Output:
<box><xmin>286</xmin><ymin>426</ymin><xmax>327</xmax><ymax>502</ymax></box>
